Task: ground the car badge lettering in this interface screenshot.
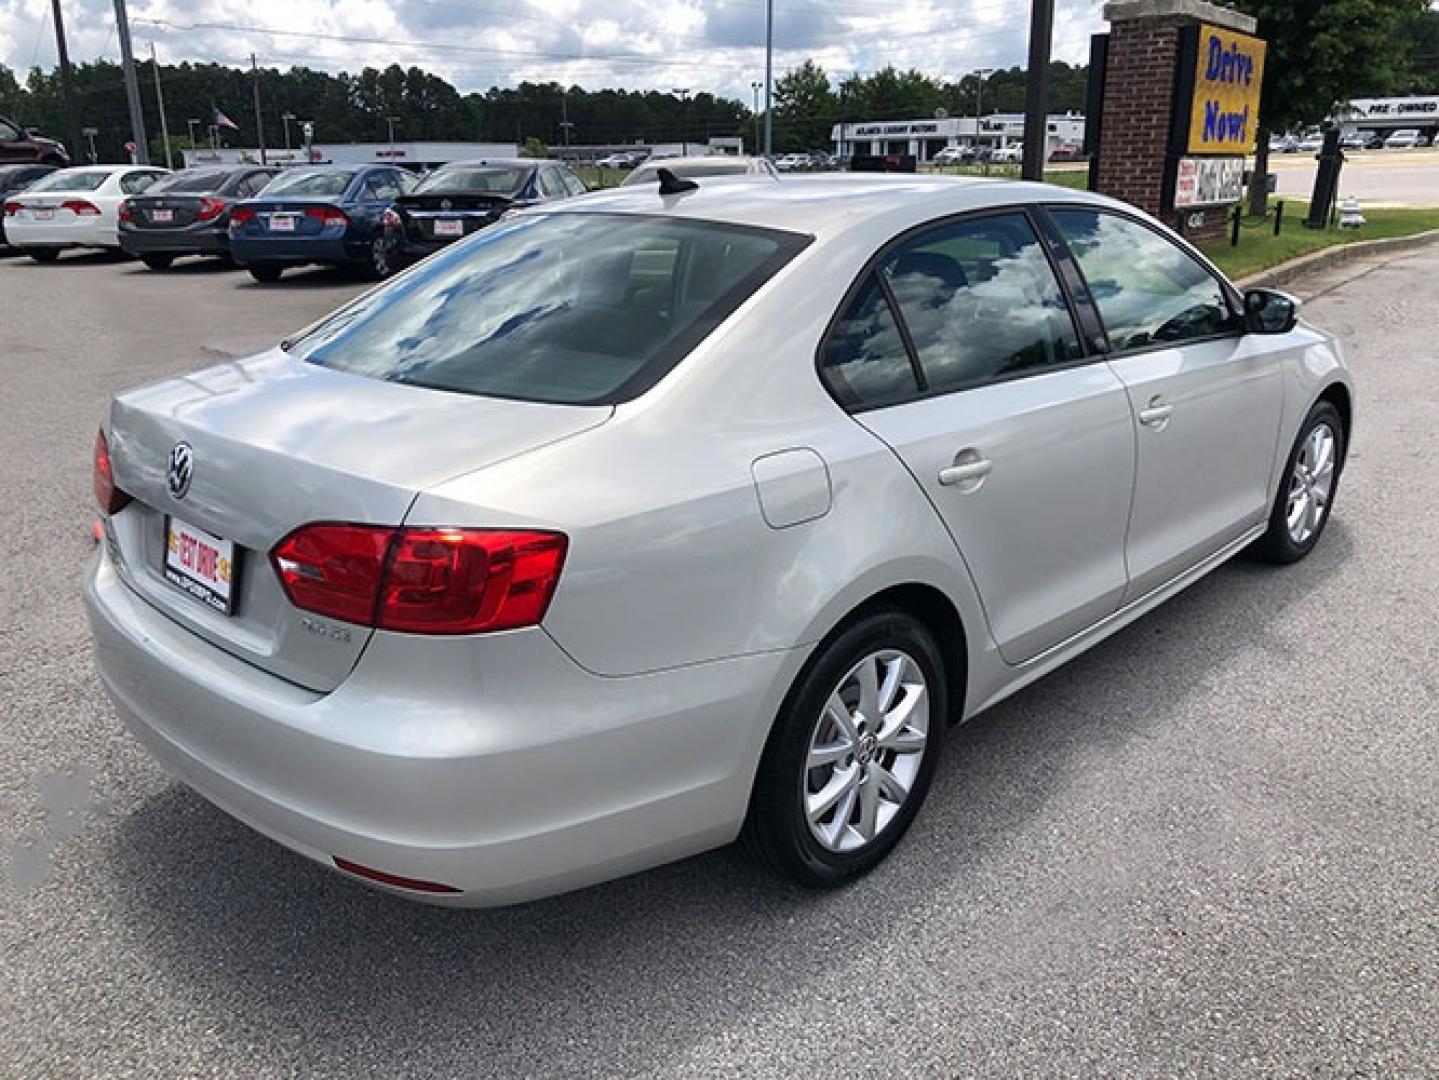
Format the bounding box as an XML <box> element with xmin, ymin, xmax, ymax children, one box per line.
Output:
<box><xmin>440</xmin><ymin>198</ymin><xmax>451</xmax><ymax>211</ymax></box>
<box><xmin>167</xmin><ymin>441</ymin><xmax>194</xmax><ymax>500</ymax></box>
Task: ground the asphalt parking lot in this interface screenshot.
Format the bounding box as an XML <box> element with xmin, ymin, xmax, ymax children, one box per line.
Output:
<box><xmin>2</xmin><ymin>244</ymin><xmax>1436</xmax><ymax>1078</ymax></box>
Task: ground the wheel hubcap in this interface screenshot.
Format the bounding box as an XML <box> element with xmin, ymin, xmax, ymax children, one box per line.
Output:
<box><xmin>1286</xmin><ymin>422</ymin><xmax>1336</xmax><ymax>545</ymax></box>
<box><xmin>373</xmin><ymin>239</ymin><xmax>389</xmax><ymax>274</ymax></box>
<box><xmin>803</xmin><ymin>649</ymin><xmax>930</xmax><ymax>854</ymax></box>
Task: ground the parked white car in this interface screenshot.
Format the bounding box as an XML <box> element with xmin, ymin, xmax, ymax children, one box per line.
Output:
<box><xmin>595</xmin><ymin>153</ymin><xmax>640</xmax><ymax>169</ymax></box>
<box><xmin>1383</xmin><ymin>128</ymin><xmax>1422</xmax><ymax>149</ymax></box>
<box><xmin>931</xmin><ymin>146</ymin><xmax>972</xmax><ymax>166</ymax></box>
<box><xmin>990</xmin><ymin>144</ymin><xmax>1024</xmax><ymax>164</ymax></box>
<box><xmin>773</xmin><ymin>153</ymin><xmax>811</xmax><ymax>172</ymax></box>
<box><xmin>2</xmin><ymin>164</ymin><xmax>168</xmax><ymax>260</ymax></box>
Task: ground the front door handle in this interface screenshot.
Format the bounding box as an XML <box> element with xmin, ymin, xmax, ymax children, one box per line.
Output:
<box><xmin>1138</xmin><ymin>398</ymin><xmax>1174</xmax><ymax>428</ymax></box>
<box><xmin>938</xmin><ymin>455</ymin><xmax>993</xmax><ymax>490</ymax></box>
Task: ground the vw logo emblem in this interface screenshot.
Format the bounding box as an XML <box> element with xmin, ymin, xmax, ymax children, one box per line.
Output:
<box><xmin>440</xmin><ymin>198</ymin><xmax>452</xmax><ymax>211</ymax></box>
<box><xmin>167</xmin><ymin>441</ymin><xmax>194</xmax><ymax>500</ymax></box>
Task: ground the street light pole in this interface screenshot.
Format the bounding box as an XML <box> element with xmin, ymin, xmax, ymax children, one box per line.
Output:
<box><xmin>673</xmin><ymin>87</ymin><xmax>690</xmax><ymax>156</ymax></box>
<box><xmin>282</xmin><ymin>112</ymin><xmax>295</xmax><ymax>151</ymax></box>
<box><xmin>1021</xmin><ymin>0</ymin><xmax>1055</xmax><ymax>181</ymax></box>
<box><xmin>49</xmin><ymin>0</ymin><xmax>79</xmax><ymax>166</ymax></box>
<box><xmin>385</xmin><ymin>115</ymin><xmax>400</xmax><ymax>158</ymax></box>
<box><xmin>763</xmin><ymin>0</ymin><xmax>774</xmax><ymax>157</ymax></box>
<box><xmin>150</xmin><ymin>41</ymin><xmax>173</xmax><ymax>169</ymax></box>
<box><xmin>112</xmin><ymin>0</ymin><xmax>150</xmax><ymax>163</ymax></box>
<box><xmin>751</xmin><ymin>81</ymin><xmax>762</xmax><ymax>154</ymax></box>
<box><xmin>186</xmin><ymin>118</ymin><xmax>198</xmax><ymax>145</ymax></box>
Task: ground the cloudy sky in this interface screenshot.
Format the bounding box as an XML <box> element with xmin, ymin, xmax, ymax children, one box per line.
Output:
<box><xmin>1</xmin><ymin>0</ymin><xmax>1107</xmax><ymax>101</ymax></box>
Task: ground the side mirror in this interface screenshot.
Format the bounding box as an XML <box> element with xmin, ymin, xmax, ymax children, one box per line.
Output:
<box><xmin>1244</xmin><ymin>288</ymin><xmax>1300</xmax><ymax>335</ymax></box>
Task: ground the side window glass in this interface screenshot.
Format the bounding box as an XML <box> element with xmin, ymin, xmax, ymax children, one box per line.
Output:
<box><xmin>881</xmin><ymin>211</ymin><xmax>1083</xmax><ymax>393</ymax></box>
<box><xmin>1050</xmin><ymin>208</ymin><xmax>1235</xmax><ymax>351</ymax></box>
<box><xmin>364</xmin><ymin>173</ymin><xmax>400</xmax><ymax>201</ymax></box>
<box><xmin>538</xmin><ymin>168</ymin><xmax>563</xmax><ymax>199</ymax></box>
<box><xmin>0</xmin><ymin>119</ymin><xmax>20</xmax><ymax>139</ymax></box>
<box><xmin>818</xmin><ymin>274</ymin><xmax>920</xmax><ymax>409</ymax></box>
<box><xmin>561</xmin><ymin>169</ymin><xmax>587</xmax><ymax>197</ymax></box>
<box><xmin>121</xmin><ymin>172</ymin><xmax>160</xmax><ymax>194</ymax></box>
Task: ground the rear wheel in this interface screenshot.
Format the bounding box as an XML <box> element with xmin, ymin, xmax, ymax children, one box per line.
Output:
<box><xmin>362</xmin><ymin>236</ymin><xmax>393</xmax><ymax>281</ymax></box>
<box><xmin>141</xmin><ymin>254</ymin><xmax>173</xmax><ymax>271</ymax></box>
<box><xmin>1254</xmin><ymin>401</ymin><xmax>1345</xmax><ymax>564</ymax></box>
<box><xmin>248</xmin><ymin>264</ymin><xmax>284</xmax><ymax>283</ymax></box>
<box><xmin>743</xmin><ymin>609</ymin><xmax>946</xmax><ymax>888</ymax></box>
<box><xmin>27</xmin><ymin>248</ymin><xmax>59</xmax><ymax>263</ymax></box>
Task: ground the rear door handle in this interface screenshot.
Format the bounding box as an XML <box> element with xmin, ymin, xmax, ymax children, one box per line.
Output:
<box><xmin>938</xmin><ymin>458</ymin><xmax>993</xmax><ymax>488</ymax></box>
<box><xmin>1138</xmin><ymin>400</ymin><xmax>1174</xmax><ymax>427</ymax></box>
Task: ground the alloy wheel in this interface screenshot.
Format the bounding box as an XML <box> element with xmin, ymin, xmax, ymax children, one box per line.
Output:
<box><xmin>803</xmin><ymin>649</ymin><xmax>930</xmax><ymax>853</ymax></box>
<box><xmin>1286</xmin><ymin>422</ymin><xmax>1337</xmax><ymax>545</ymax></box>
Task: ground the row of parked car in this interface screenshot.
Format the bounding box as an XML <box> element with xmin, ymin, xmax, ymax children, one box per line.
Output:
<box><xmin>1271</xmin><ymin>129</ymin><xmax>1438</xmax><ymax>153</ymax></box>
<box><xmin>0</xmin><ymin>158</ymin><xmax>599</xmax><ymax>282</ymax></box>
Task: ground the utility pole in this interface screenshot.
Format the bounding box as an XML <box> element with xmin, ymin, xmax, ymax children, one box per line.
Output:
<box><xmin>186</xmin><ymin>118</ymin><xmax>198</xmax><ymax>144</ymax></box>
<box><xmin>50</xmin><ymin>0</ymin><xmax>80</xmax><ymax>164</ymax></box>
<box><xmin>281</xmin><ymin>111</ymin><xmax>295</xmax><ymax>151</ymax></box>
<box><xmin>150</xmin><ymin>42</ymin><xmax>173</xmax><ymax>169</ymax></box>
<box><xmin>560</xmin><ymin>92</ymin><xmax>573</xmax><ymax>147</ymax></box>
<box><xmin>1021</xmin><ymin>0</ymin><xmax>1054</xmax><ymax>181</ymax></box>
<box><xmin>973</xmin><ymin>67</ymin><xmax>995</xmax><ymax>158</ymax></box>
<box><xmin>385</xmin><ymin>115</ymin><xmax>400</xmax><ymax>158</ymax></box>
<box><xmin>112</xmin><ymin>0</ymin><xmax>150</xmax><ymax>163</ymax></box>
<box><xmin>250</xmin><ymin>53</ymin><xmax>267</xmax><ymax>164</ymax></box>
<box><xmin>751</xmin><ymin>81</ymin><xmax>762</xmax><ymax>154</ymax></box>
<box><xmin>763</xmin><ymin>0</ymin><xmax>774</xmax><ymax>157</ymax></box>
<box><xmin>673</xmin><ymin>87</ymin><xmax>690</xmax><ymax>156</ymax></box>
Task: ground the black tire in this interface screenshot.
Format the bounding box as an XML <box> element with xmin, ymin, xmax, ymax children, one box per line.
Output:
<box><xmin>141</xmin><ymin>254</ymin><xmax>173</xmax><ymax>271</ymax></box>
<box><xmin>742</xmin><ymin>608</ymin><xmax>948</xmax><ymax>889</ymax></box>
<box><xmin>27</xmin><ymin>248</ymin><xmax>59</xmax><ymax>263</ymax></box>
<box><xmin>360</xmin><ymin>235</ymin><xmax>393</xmax><ymax>281</ymax></box>
<box><xmin>248</xmin><ymin>264</ymin><xmax>284</xmax><ymax>283</ymax></box>
<box><xmin>1253</xmin><ymin>400</ymin><xmax>1346</xmax><ymax>565</ymax></box>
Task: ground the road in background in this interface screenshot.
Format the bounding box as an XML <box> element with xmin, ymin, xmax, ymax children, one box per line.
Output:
<box><xmin>1268</xmin><ymin>147</ymin><xmax>1439</xmax><ymax>206</ymax></box>
<box><xmin>1</xmin><ymin>246</ymin><xmax>1436</xmax><ymax>1077</ymax></box>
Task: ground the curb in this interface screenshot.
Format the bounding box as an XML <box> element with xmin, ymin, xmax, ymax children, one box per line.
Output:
<box><xmin>1237</xmin><ymin>227</ymin><xmax>1439</xmax><ymax>291</ymax></box>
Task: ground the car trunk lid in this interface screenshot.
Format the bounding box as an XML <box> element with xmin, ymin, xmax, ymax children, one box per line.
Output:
<box><xmin>105</xmin><ymin>348</ymin><xmax>611</xmax><ymax>692</ymax></box>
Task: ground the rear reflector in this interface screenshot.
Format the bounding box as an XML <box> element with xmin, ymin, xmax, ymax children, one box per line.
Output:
<box><xmin>332</xmin><ymin>856</ymin><xmax>462</xmax><ymax>894</ymax></box>
<box><xmin>271</xmin><ymin>524</ymin><xmax>567</xmax><ymax>635</ymax></box>
<box><xmin>93</xmin><ymin>429</ymin><xmax>132</xmax><ymax>516</ymax></box>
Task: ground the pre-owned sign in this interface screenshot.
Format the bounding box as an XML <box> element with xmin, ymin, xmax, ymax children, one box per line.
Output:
<box><xmin>1187</xmin><ymin>22</ymin><xmax>1267</xmax><ymax>154</ymax></box>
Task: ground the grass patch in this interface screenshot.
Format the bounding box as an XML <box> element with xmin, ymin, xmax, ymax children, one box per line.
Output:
<box><xmin>1201</xmin><ymin>200</ymin><xmax>1439</xmax><ymax>280</ymax></box>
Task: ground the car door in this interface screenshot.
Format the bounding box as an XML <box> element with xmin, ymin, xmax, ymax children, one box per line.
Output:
<box><xmin>357</xmin><ymin>169</ymin><xmax>402</xmax><ymax>237</ymax></box>
<box><xmin>825</xmin><ymin>209</ymin><xmax>1137</xmax><ymax>664</ymax></box>
<box><xmin>1047</xmin><ymin>206</ymin><xmax>1285</xmax><ymax>602</ymax></box>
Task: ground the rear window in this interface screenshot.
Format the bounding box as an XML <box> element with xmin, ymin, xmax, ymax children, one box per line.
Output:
<box><xmin>261</xmin><ymin>169</ymin><xmax>355</xmax><ymax>197</ymax></box>
<box><xmin>416</xmin><ymin>166</ymin><xmax>530</xmax><ymax>194</ymax></box>
<box><xmin>28</xmin><ymin>169</ymin><xmax>111</xmax><ymax>193</ymax></box>
<box><xmin>149</xmin><ymin>170</ymin><xmax>229</xmax><ymax>193</ymax></box>
<box><xmin>290</xmin><ymin>213</ymin><xmax>810</xmax><ymax>404</ymax></box>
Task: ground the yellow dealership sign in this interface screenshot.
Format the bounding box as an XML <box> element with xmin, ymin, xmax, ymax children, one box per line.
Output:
<box><xmin>1187</xmin><ymin>23</ymin><xmax>1267</xmax><ymax>155</ymax></box>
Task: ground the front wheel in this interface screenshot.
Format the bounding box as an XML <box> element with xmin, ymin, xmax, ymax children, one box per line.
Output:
<box><xmin>141</xmin><ymin>254</ymin><xmax>173</xmax><ymax>271</ymax></box>
<box><xmin>1254</xmin><ymin>400</ymin><xmax>1345</xmax><ymax>564</ymax></box>
<box><xmin>743</xmin><ymin>610</ymin><xmax>947</xmax><ymax>888</ymax></box>
<box><xmin>248</xmin><ymin>264</ymin><xmax>284</xmax><ymax>283</ymax></box>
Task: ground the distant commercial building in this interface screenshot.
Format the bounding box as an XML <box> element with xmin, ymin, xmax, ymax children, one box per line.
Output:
<box><xmin>831</xmin><ymin>113</ymin><xmax>1086</xmax><ymax>162</ymax></box>
<box><xmin>1337</xmin><ymin>96</ymin><xmax>1439</xmax><ymax>140</ymax></box>
<box><xmin>551</xmin><ymin>137</ymin><xmax>741</xmax><ymax>165</ymax></box>
<box><xmin>181</xmin><ymin>141</ymin><xmax>520</xmax><ymax>170</ymax></box>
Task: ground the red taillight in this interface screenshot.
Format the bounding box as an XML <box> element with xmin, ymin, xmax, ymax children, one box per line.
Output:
<box><xmin>93</xmin><ymin>429</ymin><xmax>132</xmax><ymax>515</ymax></box>
<box><xmin>5</xmin><ymin>200</ymin><xmax>24</xmax><ymax>216</ymax></box>
<box><xmin>270</xmin><ymin>524</ymin><xmax>567</xmax><ymax>634</ymax></box>
<box><xmin>305</xmin><ymin>205</ymin><xmax>348</xmax><ymax>226</ymax></box>
<box><xmin>117</xmin><ymin>200</ymin><xmax>133</xmax><ymax>223</ymax></box>
<box><xmin>61</xmin><ymin>199</ymin><xmax>100</xmax><ymax>216</ymax></box>
<box><xmin>230</xmin><ymin>206</ymin><xmax>256</xmax><ymax>228</ymax></box>
<box><xmin>196</xmin><ymin>197</ymin><xmax>227</xmax><ymax>221</ymax></box>
<box><xmin>382</xmin><ymin>207</ymin><xmax>402</xmax><ymax>228</ymax></box>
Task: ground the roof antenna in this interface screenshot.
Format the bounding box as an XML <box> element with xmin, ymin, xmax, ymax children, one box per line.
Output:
<box><xmin>656</xmin><ymin>168</ymin><xmax>699</xmax><ymax>196</ymax></box>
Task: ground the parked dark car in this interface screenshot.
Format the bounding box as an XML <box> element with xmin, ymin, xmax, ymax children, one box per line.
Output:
<box><xmin>117</xmin><ymin>166</ymin><xmax>278</xmax><ymax>269</ymax></box>
<box><xmin>0</xmin><ymin>115</ymin><xmax>69</xmax><ymax>166</ymax></box>
<box><xmin>0</xmin><ymin>163</ymin><xmax>59</xmax><ymax>246</ymax></box>
<box><xmin>383</xmin><ymin>159</ymin><xmax>586</xmax><ymax>267</ymax></box>
<box><xmin>228</xmin><ymin>164</ymin><xmax>415</xmax><ymax>282</ymax></box>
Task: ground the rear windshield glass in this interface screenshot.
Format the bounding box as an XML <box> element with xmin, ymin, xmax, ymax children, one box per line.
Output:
<box><xmin>290</xmin><ymin>213</ymin><xmax>810</xmax><ymax>404</ymax></box>
<box><xmin>416</xmin><ymin>165</ymin><xmax>530</xmax><ymax>194</ymax></box>
<box><xmin>149</xmin><ymin>170</ymin><xmax>229</xmax><ymax>193</ymax></box>
<box><xmin>28</xmin><ymin>169</ymin><xmax>111</xmax><ymax>192</ymax></box>
<box><xmin>261</xmin><ymin>169</ymin><xmax>355</xmax><ymax>197</ymax></box>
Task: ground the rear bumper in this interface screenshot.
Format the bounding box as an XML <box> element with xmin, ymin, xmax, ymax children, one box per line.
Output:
<box><xmin>391</xmin><ymin>234</ymin><xmax>455</xmax><ymax>264</ymax></box>
<box><xmin>4</xmin><ymin>218</ymin><xmax>118</xmax><ymax>249</ymax></box>
<box><xmin>119</xmin><ymin>223</ymin><xmax>230</xmax><ymax>257</ymax></box>
<box><xmin>85</xmin><ymin>547</ymin><xmax>794</xmax><ymax>906</ymax></box>
<box><xmin>230</xmin><ymin>233</ymin><xmax>361</xmax><ymax>266</ymax></box>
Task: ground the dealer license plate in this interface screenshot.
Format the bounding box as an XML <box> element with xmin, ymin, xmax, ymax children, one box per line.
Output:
<box><xmin>270</xmin><ymin>214</ymin><xmax>297</xmax><ymax>232</ymax></box>
<box><xmin>164</xmin><ymin>516</ymin><xmax>236</xmax><ymax>615</ymax></box>
<box><xmin>152</xmin><ymin>209</ymin><xmax>174</xmax><ymax>223</ymax></box>
<box><xmin>34</xmin><ymin>208</ymin><xmax>53</xmax><ymax>220</ymax></box>
<box><xmin>434</xmin><ymin>219</ymin><xmax>464</xmax><ymax>237</ymax></box>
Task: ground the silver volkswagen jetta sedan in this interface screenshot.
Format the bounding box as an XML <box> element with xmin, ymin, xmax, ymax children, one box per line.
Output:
<box><xmin>85</xmin><ymin>175</ymin><xmax>1354</xmax><ymax>905</ymax></box>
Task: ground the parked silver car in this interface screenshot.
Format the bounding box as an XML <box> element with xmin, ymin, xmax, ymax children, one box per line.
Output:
<box><xmin>86</xmin><ymin>176</ymin><xmax>1354</xmax><ymax>906</ymax></box>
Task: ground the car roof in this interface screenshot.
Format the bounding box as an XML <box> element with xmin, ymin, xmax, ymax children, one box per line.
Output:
<box><xmin>543</xmin><ymin>173</ymin><xmax>1122</xmax><ymax>240</ymax></box>
<box><xmin>432</xmin><ymin>159</ymin><xmax>540</xmax><ymax>169</ymax></box>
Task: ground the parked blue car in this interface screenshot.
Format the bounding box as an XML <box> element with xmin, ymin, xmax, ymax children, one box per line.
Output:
<box><xmin>228</xmin><ymin>164</ymin><xmax>415</xmax><ymax>283</ymax></box>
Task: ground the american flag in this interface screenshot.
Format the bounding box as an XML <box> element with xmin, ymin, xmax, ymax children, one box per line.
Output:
<box><xmin>213</xmin><ymin>107</ymin><xmax>240</xmax><ymax>131</ymax></box>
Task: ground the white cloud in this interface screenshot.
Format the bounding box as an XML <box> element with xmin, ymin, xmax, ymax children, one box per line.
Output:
<box><xmin>1</xmin><ymin>0</ymin><xmax>1107</xmax><ymax>100</ymax></box>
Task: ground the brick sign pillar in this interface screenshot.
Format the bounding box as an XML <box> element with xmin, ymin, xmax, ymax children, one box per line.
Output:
<box><xmin>1087</xmin><ymin>0</ymin><xmax>1264</xmax><ymax>244</ymax></box>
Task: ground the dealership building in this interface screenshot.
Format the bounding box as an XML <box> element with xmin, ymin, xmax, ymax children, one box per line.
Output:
<box><xmin>831</xmin><ymin>113</ymin><xmax>1086</xmax><ymax>162</ymax></box>
<box><xmin>1337</xmin><ymin>96</ymin><xmax>1439</xmax><ymax>139</ymax></box>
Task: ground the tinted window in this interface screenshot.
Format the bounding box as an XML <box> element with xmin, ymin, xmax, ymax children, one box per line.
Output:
<box><xmin>29</xmin><ymin>169</ymin><xmax>111</xmax><ymax>192</ymax></box>
<box><xmin>415</xmin><ymin>165</ymin><xmax>529</xmax><ymax>194</ymax></box>
<box><xmin>120</xmin><ymin>171</ymin><xmax>164</xmax><ymax>194</ymax></box>
<box><xmin>150</xmin><ymin>170</ymin><xmax>228</xmax><ymax>193</ymax></box>
<box><xmin>290</xmin><ymin>214</ymin><xmax>808</xmax><ymax>404</ymax></box>
<box><xmin>881</xmin><ymin>212</ymin><xmax>1082</xmax><ymax>392</ymax></box>
<box><xmin>818</xmin><ymin>275</ymin><xmax>920</xmax><ymax>409</ymax></box>
<box><xmin>1051</xmin><ymin>209</ymin><xmax>1235</xmax><ymax>351</ymax></box>
<box><xmin>262</xmin><ymin>169</ymin><xmax>355</xmax><ymax>197</ymax></box>
<box><xmin>363</xmin><ymin>171</ymin><xmax>402</xmax><ymax>200</ymax></box>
